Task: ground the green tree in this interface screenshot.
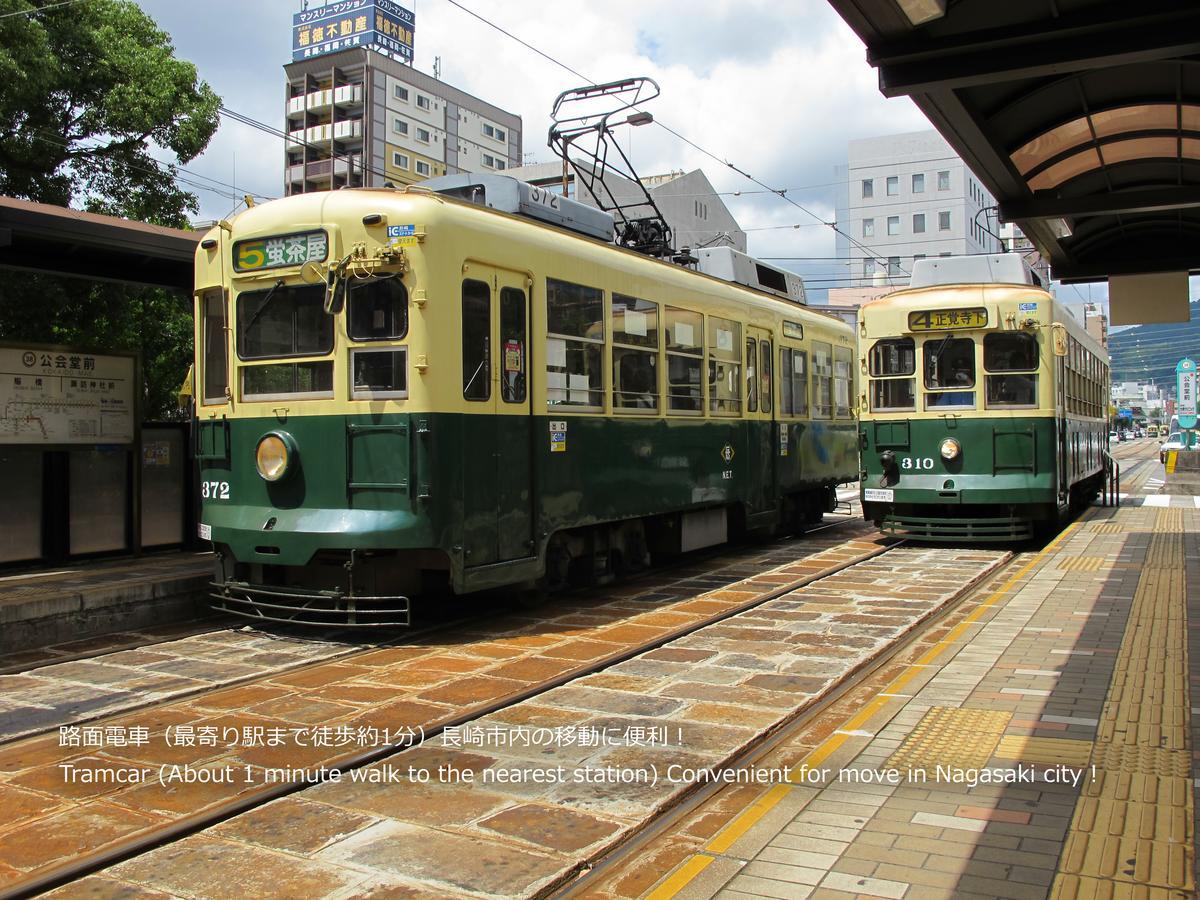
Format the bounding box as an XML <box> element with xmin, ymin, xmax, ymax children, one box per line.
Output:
<box><xmin>0</xmin><ymin>0</ymin><xmax>220</xmax><ymax>226</ymax></box>
<box><xmin>0</xmin><ymin>0</ymin><xmax>220</xmax><ymax>419</ymax></box>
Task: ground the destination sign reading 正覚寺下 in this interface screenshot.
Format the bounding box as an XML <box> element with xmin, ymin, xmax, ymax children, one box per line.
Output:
<box><xmin>234</xmin><ymin>231</ymin><xmax>328</xmax><ymax>272</ymax></box>
<box><xmin>908</xmin><ymin>308</ymin><xmax>988</xmax><ymax>332</ymax></box>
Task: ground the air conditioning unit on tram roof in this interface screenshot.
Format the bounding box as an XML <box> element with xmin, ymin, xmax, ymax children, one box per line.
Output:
<box><xmin>692</xmin><ymin>246</ymin><xmax>807</xmax><ymax>305</ymax></box>
<box><xmin>910</xmin><ymin>253</ymin><xmax>1040</xmax><ymax>289</ymax></box>
<box><xmin>419</xmin><ymin>173</ymin><xmax>615</xmax><ymax>242</ymax></box>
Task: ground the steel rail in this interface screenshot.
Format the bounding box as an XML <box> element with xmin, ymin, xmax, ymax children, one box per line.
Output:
<box><xmin>0</xmin><ymin>522</ymin><xmax>882</xmax><ymax>899</ymax></box>
<box><xmin>0</xmin><ymin>518</ymin><xmax>858</xmax><ymax>747</ymax></box>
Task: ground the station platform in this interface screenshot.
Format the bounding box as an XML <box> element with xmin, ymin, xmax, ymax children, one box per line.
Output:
<box><xmin>0</xmin><ymin>551</ymin><xmax>213</xmax><ymax>662</ymax></box>
<box><xmin>625</xmin><ymin>477</ymin><xmax>1196</xmax><ymax>897</ymax></box>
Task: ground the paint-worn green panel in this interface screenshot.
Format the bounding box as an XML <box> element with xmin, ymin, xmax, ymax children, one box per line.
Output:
<box><xmin>200</xmin><ymin>412</ymin><xmax>859</xmax><ymax>593</ymax></box>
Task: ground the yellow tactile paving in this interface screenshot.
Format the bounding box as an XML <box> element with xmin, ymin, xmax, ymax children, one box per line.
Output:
<box><xmin>1091</xmin><ymin>522</ymin><xmax>1124</xmax><ymax>534</ymax></box>
<box><xmin>993</xmin><ymin>735</ymin><xmax>1094</xmax><ymax>767</ymax></box>
<box><xmin>1050</xmin><ymin>530</ymin><xmax>1194</xmax><ymax>897</ymax></box>
<box><xmin>1056</xmin><ymin>556</ymin><xmax>1106</xmax><ymax>572</ymax></box>
<box><xmin>885</xmin><ymin>705</ymin><xmax>1012</xmax><ymax>774</ymax></box>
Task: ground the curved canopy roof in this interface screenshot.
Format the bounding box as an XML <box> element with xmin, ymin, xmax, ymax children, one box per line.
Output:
<box><xmin>826</xmin><ymin>0</ymin><xmax>1200</xmax><ymax>283</ymax></box>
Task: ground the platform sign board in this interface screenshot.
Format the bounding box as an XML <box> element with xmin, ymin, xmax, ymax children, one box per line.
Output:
<box><xmin>1177</xmin><ymin>358</ymin><xmax>1197</xmax><ymax>430</ymax></box>
<box><xmin>0</xmin><ymin>346</ymin><xmax>135</xmax><ymax>445</ymax></box>
<box><xmin>292</xmin><ymin>0</ymin><xmax>414</xmax><ymax>62</ymax></box>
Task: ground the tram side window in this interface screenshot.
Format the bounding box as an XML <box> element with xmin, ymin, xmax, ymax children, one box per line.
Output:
<box><xmin>546</xmin><ymin>277</ymin><xmax>603</xmax><ymax>407</ymax></box>
<box><xmin>834</xmin><ymin>347</ymin><xmax>853</xmax><ymax>418</ymax></box>
<box><xmin>612</xmin><ymin>294</ymin><xmax>659</xmax><ymax>412</ymax></box>
<box><xmin>760</xmin><ymin>340</ymin><xmax>772</xmax><ymax>413</ymax></box>
<box><xmin>983</xmin><ymin>332</ymin><xmax>1038</xmax><ymax>408</ymax></box>
<box><xmin>348</xmin><ymin>278</ymin><xmax>408</xmax><ymax>340</ymax></box>
<box><xmin>745</xmin><ymin>339</ymin><xmax>758</xmax><ymax>412</ymax></box>
<box><xmin>868</xmin><ymin>338</ymin><xmax>914</xmax><ymax>412</ymax></box>
<box><xmin>500</xmin><ymin>287</ymin><xmax>526</xmax><ymax>404</ymax></box>
<box><xmin>780</xmin><ymin>348</ymin><xmax>808</xmax><ymax>416</ymax></box>
<box><xmin>811</xmin><ymin>342</ymin><xmax>833</xmax><ymax>418</ymax></box>
<box><xmin>708</xmin><ymin>316</ymin><xmax>742</xmax><ymax>416</ymax></box>
<box><xmin>923</xmin><ymin>336</ymin><xmax>975</xmax><ymax>408</ymax></box>
<box><xmin>462</xmin><ymin>279</ymin><xmax>490</xmax><ymax>401</ymax></box>
<box><xmin>201</xmin><ymin>290</ymin><xmax>227</xmax><ymax>404</ymax></box>
<box><xmin>665</xmin><ymin>306</ymin><xmax>703</xmax><ymax>414</ymax></box>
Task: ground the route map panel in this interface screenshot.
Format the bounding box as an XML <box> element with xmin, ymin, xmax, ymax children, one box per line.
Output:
<box><xmin>0</xmin><ymin>347</ymin><xmax>135</xmax><ymax>445</ymax></box>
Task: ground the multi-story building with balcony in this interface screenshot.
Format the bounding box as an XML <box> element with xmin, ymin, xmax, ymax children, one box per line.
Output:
<box><xmin>284</xmin><ymin>47</ymin><xmax>521</xmax><ymax>194</ymax></box>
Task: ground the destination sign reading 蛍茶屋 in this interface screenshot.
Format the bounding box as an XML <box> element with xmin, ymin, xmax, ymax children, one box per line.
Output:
<box><xmin>234</xmin><ymin>231</ymin><xmax>329</xmax><ymax>272</ymax></box>
<box><xmin>908</xmin><ymin>308</ymin><xmax>988</xmax><ymax>331</ymax></box>
<box><xmin>0</xmin><ymin>347</ymin><xmax>134</xmax><ymax>445</ymax></box>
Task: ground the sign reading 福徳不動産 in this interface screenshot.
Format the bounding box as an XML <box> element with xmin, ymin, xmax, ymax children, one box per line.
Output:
<box><xmin>292</xmin><ymin>0</ymin><xmax>415</xmax><ymax>62</ymax></box>
<box><xmin>0</xmin><ymin>347</ymin><xmax>135</xmax><ymax>445</ymax></box>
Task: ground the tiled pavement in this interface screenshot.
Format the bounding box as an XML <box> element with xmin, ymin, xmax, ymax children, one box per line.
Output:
<box><xmin>16</xmin><ymin>542</ymin><xmax>1010</xmax><ymax>897</ymax></box>
<box><xmin>637</xmin><ymin>501</ymin><xmax>1196</xmax><ymax>900</ymax></box>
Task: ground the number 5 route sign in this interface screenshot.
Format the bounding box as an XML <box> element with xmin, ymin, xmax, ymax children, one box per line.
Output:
<box><xmin>1177</xmin><ymin>357</ymin><xmax>1198</xmax><ymax>430</ymax></box>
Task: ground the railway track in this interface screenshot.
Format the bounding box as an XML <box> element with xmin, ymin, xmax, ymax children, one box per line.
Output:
<box><xmin>0</xmin><ymin>518</ymin><xmax>864</xmax><ymax>745</ymax></box>
<box><xmin>0</xmin><ymin>528</ymin><xmax>1014</xmax><ymax>899</ymax></box>
<box><xmin>0</xmin><ymin>519</ymin><xmax>876</xmax><ymax>896</ymax></box>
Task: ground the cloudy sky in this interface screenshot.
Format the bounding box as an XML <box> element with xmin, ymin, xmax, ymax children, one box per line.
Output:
<box><xmin>129</xmin><ymin>0</ymin><xmax>1126</xmax><ymax>308</ymax></box>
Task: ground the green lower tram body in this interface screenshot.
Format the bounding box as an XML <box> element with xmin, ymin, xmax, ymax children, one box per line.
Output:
<box><xmin>859</xmin><ymin>415</ymin><xmax>1108</xmax><ymax>542</ymax></box>
<box><xmin>197</xmin><ymin>413</ymin><xmax>858</xmax><ymax>625</ymax></box>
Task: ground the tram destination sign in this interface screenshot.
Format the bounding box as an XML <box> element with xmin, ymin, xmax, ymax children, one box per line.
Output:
<box><xmin>292</xmin><ymin>0</ymin><xmax>414</xmax><ymax>62</ymax></box>
<box><xmin>0</xmin><ymin>347</ymin><xmax>134</xmax><ymax>445</ymax></box>
<box><xmin>908</xmin><ymin>308</ymin><xmax>988</xmax><ymax>331</ymax></box>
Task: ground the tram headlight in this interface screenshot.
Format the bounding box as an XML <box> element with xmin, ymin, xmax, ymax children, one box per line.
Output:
<box><xmin>939</xmin><ymin>438</ymin><xmax>961</xmax><ymax>461</ymax></box>
<box><xmin>255</xmin><ymin>432</ymin><xmax>296</xmax><ymax>482</ymax></box>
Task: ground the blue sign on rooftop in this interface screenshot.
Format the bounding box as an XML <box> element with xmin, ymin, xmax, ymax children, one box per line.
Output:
<box><xmin>292</xmin><ymin>1</ymin><xmax>414</xmax><ymax>63</ymax></box>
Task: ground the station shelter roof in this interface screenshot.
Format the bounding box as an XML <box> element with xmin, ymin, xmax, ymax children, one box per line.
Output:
<box><xmin>825</xmin><ymin>0</ymin><xmax>1200</xmax><ymax>323</ymax></box>
<box><xmin>0</xmin><ymin>196</ymin><xmax>199</xmax><ymax>291</ymax></box>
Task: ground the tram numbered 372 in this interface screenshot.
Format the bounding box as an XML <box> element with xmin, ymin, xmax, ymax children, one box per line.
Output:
<box><xmin>192</xmin><ymin>178</ymin><xmax>859</xmax><ymax>626</ymax></box>
<box><xmin>857</xmin><ymin>255</ymin><xmax>1110</xmax><ymax>542</ymax></box>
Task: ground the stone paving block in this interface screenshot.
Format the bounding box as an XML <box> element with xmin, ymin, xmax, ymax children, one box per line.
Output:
<box><xmin>820</xmin><ymin>869</ymin><xmax>908</xmax><ymax>898</ymax></box>
<box><xmin>210</xmin><ymin>797</ymin><xmax>377</xmax><ymax>855</ymax></box>
<box><xmin>1</xmin><ymin>801</ymin><xmax>164</xmax><ymax>872</ymax></box>
<box><xmin>316</xmin><ymin>819</ymin><xmax>566</xmax><ymax>896</ymax></box>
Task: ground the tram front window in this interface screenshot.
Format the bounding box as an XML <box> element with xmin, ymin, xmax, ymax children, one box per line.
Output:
<box><xmin>984</xmin><ymin>332</ymin><xmax>1038</xmax><ymax>407</ymax></box>
<box><xmin>868</xmin><ymin>338</ymin><xmax>915</xmax><ymax>411</ymax></box>
<box><xmin>923</xmin><ymin>336</ymin><xmax>975</xmax><ymax>408</ymax></box>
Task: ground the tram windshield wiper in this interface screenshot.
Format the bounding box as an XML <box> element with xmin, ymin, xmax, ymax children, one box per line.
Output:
<box><xmin>930</xmin><ymin>332</ymin><xmax>954</xmax><ymax>384</ymax></box>
<box><xmin>242</xmin><ymin>279</ymin><xmax>286</xmax><ymax>338</ymax></box>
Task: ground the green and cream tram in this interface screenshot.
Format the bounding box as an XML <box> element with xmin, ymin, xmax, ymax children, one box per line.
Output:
<box><xmin>858</xmin><ymin>255</ymin><xmax>1109</xmax><ymax>542</ymax></box>
<box><xmin>193</xmin><ymin>176</ymin><xmax>858</xmax><ymax>625</ymax></box>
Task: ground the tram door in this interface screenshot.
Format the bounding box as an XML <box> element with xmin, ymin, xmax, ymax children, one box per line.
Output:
<box><xmin>745</xmin><ymin>327</ymin><xmax>776</xmax><ymax>513</ymax></box>
<box><xmin>460</xmin><ymin>265</ymin><xmax>535</xmax><ymax>567</ymax></box>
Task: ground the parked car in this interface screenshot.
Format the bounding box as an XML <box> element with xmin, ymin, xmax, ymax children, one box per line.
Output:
<box><xmin>1109</xmin><ymin>430</ymin><xmax>1121</xmax><ymax>443</ymax></box>
<box><xmin>1161</xmin><ymin>432</ymin><xmax>1188</xmax><ymax>463</ymax></box>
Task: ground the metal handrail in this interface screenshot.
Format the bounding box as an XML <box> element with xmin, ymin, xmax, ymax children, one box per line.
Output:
<box><xmin>1101</xmin><ymin>450</ymin><xmax>1120</xmax><ymax>507</ymax></box>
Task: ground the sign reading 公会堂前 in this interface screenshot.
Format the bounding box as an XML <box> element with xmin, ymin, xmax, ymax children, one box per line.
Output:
<box><xmin>0</xmin><ymin>346</ymin><xmax>135</xmax><ymax>445</ymax></box>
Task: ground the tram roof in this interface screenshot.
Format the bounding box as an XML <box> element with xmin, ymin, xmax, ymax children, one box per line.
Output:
<box><xmin>0</xmin><ymin>195</ymin><xmax>199</xmax><ymax>290</ymax></box>
<box><xmin>825</xmin><ymin>0</ymin><xmax>1200</xmax><ymax>297</ymax></box>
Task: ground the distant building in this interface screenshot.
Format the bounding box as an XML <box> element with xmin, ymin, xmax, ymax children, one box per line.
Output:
<box><xmin>505</xmin><ymin>162</ymin><xmax>746</xmax><ymax>253</ymax></box>
<box><xmin>825</xmin><ymin>285</ymin><xmax>893</xmax><ymax>308</ymax></box>
<box><xmin>835</xmin><ymin>129</ymin><xmax>1004</xmax><ymax>288</ymax></box>
<box><xmin>1084</xmin><ymin>303</ymin><xmax>1109</xmax><ymax>349</ymax></box>
<box><xmin>283</xmin><ymin>46</ymin><xmax>521</xmax><ymax>194</ymax></box>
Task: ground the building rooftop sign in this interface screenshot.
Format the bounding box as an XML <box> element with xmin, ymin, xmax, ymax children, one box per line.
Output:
<box><xmin>292</xmin><ymin>0</ymin><xmax>414</xmax><ymax>63</ymax></box>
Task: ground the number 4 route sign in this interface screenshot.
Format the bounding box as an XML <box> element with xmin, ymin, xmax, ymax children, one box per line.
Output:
<box><xmin>1177</xmin><ymin>358</ymin><xmax>1198</xmax><ymax>430</ymax></box>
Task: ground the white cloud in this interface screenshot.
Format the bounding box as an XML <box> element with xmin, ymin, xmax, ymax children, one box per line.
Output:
<box><xmin>134</xmin><ymin>0</ymin><xmax>933</xmax><ymax>295</ymax></box>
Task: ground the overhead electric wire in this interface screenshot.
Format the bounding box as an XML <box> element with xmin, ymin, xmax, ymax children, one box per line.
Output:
<box><xmin>26</xmin><ymin>130</ymin><xmax>277</xmax><ymax>205</ymax></box>
<box><xmin>0</xmin><ymin>0</ymin><xmax>91</xmax><ymax>21</ymax></box>
<box><xmin>437</xmin><ymin>0</ymin><xmax>907</xmax><ymax>276</ymax></box>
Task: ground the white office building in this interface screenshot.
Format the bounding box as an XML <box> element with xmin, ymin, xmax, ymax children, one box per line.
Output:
<box><xmin>834</xmin><ymin>129</ymin><xmax>1004</xmax><ymax>289</ymax></box>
